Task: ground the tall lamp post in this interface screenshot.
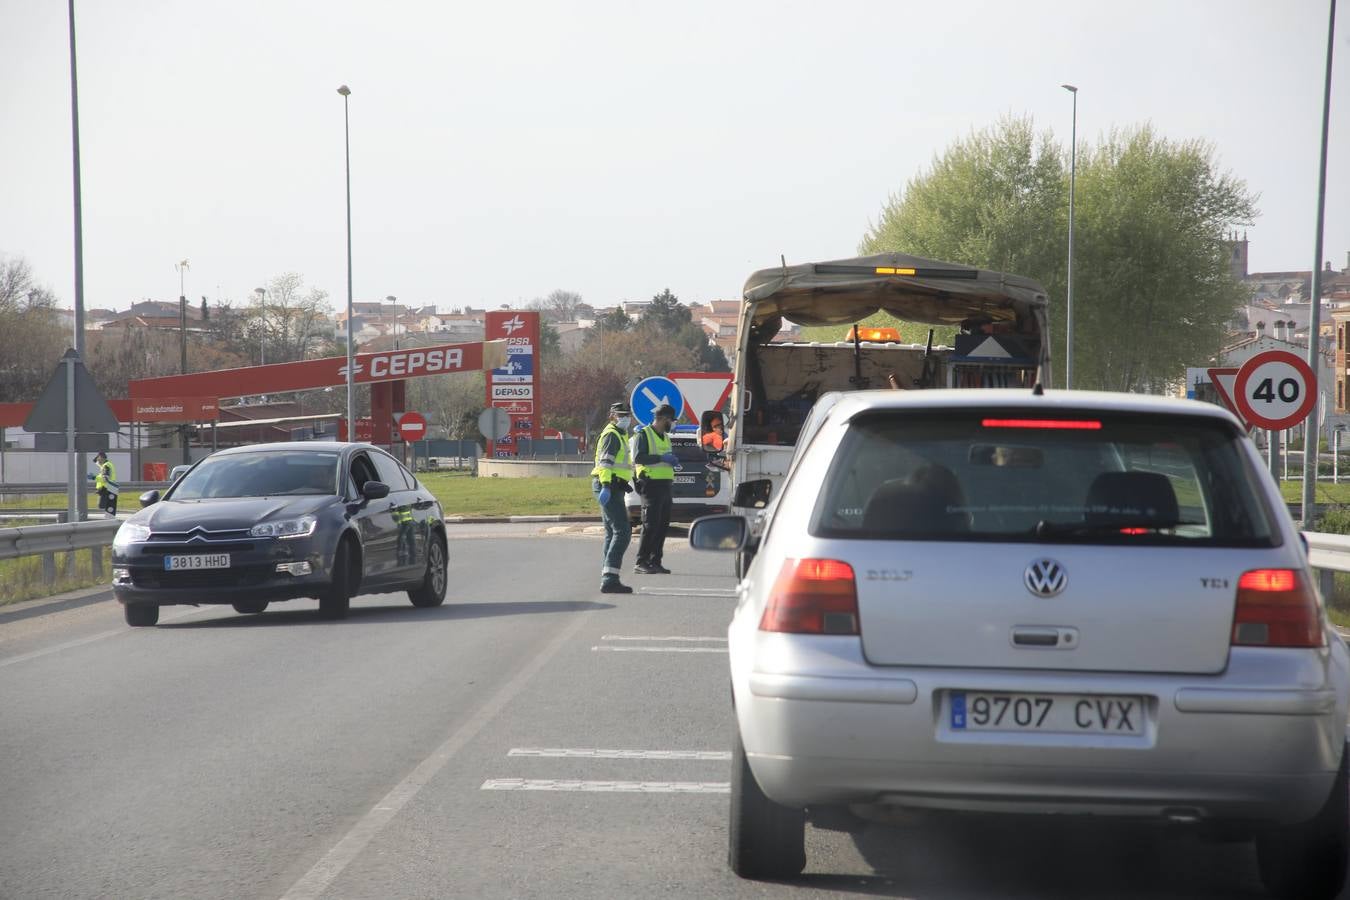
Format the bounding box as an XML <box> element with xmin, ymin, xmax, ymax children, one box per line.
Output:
<box><xmin>176</xmin><ymin>259</ymin><xmax>190</xmax><ymax>463</ymax></box>
<box><xmin>253</xmin><ymin>287</ymin><xmax>267</xmax><ymax>366</ymax></box>
<box><xmin>1062</xmin><ymin>83</ymin><xmax>1078</xmax><ymax>390</ymax></box>
<box><xmin>338</xmin><ymin>84</ymin><xmax>355</xmax><ymax>441</ymax></box>
<box><xmin>1301</xmin><ymin>0</ymin><xmax>1338</xmax><ymax>525</ymax></box>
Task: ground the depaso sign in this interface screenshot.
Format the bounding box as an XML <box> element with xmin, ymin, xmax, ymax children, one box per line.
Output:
<box><xmin>485</xmin><ymin>311</ymin><xmax>542</xmax><ymax>456</ymax></box>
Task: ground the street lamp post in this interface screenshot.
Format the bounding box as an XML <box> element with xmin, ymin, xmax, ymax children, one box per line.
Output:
<box><xmin>387</xmin><ymin>294</ymin><xmax>398</xmax><ymax>349</ymax></box>
<box><xmin>339</xmin><ymin>85</ymin><xmax>355</xmax><ymax>441</ymax></box>
<box><xmin>253</xmin><ymin>286</ymin><xmax>267</xmax><ymax>366</ymax></box>
<box><xmin>1062</xmin><ymin>83</ymin><xmax>1078</xmax><ymax>390</ymax></box>
<box><xmin>176</xmin><ymin>259</ymin><xmax>190</xmax><ymax>464</ymax></box>
<box><xmin>1301</xmin><ymin>0</ymin><xmax>1338</xmax><ymax>526</ymax></box>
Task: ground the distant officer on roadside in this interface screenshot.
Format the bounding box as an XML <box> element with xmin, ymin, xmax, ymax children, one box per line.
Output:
<box><xmin>591</xmin><ymin>401</ymin><xmax>636</xmax><ymax>594</ymax></box>
<box><xmin>90</xmin><ymin>450</ymin><xmax>119</xmax><ymax>517</ymax></box>
<box><xmin>631</xmin><ymin>403</ymin><xmax>679</xmax><ymax>574</ymax></box>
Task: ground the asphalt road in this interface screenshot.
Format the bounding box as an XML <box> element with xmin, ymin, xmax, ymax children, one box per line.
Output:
<box><xmin>0</xmin><ymin>523</ymin><xmax>1345</xmax><ymax>900</ymax></box>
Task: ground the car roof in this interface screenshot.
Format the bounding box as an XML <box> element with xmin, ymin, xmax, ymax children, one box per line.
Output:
<box><xmin>817</xmin><ymin>388</ymin><xmax>1243</xmax><ymax>427</ymax></box>
<box><xmin>211</xmin><ymin>441</ymin><xmax>357</xmax><ymax>457</ymax></box>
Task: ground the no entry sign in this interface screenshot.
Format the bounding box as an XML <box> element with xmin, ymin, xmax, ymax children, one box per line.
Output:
<box><xmin>397</xmin><ymin>411</ymin><xmax>428</xmax><ymax>442</ymax></box>
<box><xmin>1233</xmin><ymin>350</ymin><xmax>1317</xmax><ymax>431</ymax></box>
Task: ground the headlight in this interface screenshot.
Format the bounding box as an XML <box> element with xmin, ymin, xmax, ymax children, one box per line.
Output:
<box><xmin>113</xmin><ymin>523</ymin><xmax>151</xmax><ymax>547</ymax></box>
<box><xmin>250</xmin><ymin>515</ymin><xmax>318</xmax><ymax>539</ymax></box>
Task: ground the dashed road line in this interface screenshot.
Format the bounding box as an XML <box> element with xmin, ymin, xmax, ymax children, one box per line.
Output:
<box><xmin>482</xmin><ymin>779</ymin><xmax>729</xmax><ymax>794</ymax></box>
<box><xmin>599</xmin><ymin>634</ymin><xmax>726</xmax><ymax>643</ymax></box>
<box><xmin>508</xmin><ymin>748</ymin><xmax>730</xmax><ymax>760</ymax></box>
<box><xmin>636</xmin><ymin>587</ymin><xmax>736</xmax><ymax>597</ymax></box>
<box><xmin>592</xmin><ymin>645</ymin><xmax>728</xmax><ymax>653</ymax></box>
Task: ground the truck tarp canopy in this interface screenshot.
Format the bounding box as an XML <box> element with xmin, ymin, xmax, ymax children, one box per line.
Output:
<box><xmin>742</xmin><ymin>253</ymin><xmax>1050</xmax><ymax>329</ymax></box>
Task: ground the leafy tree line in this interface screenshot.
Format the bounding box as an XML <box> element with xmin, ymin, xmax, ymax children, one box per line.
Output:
<box><xmin>847</xmin><ymin>117</ymin><xmax>1256</xmax><ymax>393</ymax></box>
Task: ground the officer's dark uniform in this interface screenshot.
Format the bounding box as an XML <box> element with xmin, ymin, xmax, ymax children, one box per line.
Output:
<box><xmin>632</xmin><ymin>404</ymin><xmax>677</xmax><ymax>574</ymax></box>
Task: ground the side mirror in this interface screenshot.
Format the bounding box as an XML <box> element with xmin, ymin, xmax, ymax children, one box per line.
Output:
<box><xmin>733</xmin><ymin>478</ymin><xmax>772</xmax><ymax>509</ymax></box>
<box><xmin>689</xmin><ymin>514</ymin><xmax>748</xmax><ymax>552</ymax></box>
<box><xmin>139</xmin><ymin>490</ymin><xmax>160</xmax><ymax>508</ymax></box>
<box><xmin>361</xmin><ymin>480</ymin><xmax>390</xmax><ymax>501</ymax></box>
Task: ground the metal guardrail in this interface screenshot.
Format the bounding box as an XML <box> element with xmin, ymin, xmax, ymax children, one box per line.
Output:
<box><xmin>0</xmin><ymin>518</ymin><xmax>122</xmax><ymax>586</ymax></box>
<box><xmin>0</xmin><ymin>481</ymin><xmax>163</xmax><ymax>498</ymax></box>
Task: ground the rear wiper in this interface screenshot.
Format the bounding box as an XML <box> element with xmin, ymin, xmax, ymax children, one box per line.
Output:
<box><xmin>1033</xmin><ymin>520</ymin><xmax>1182</xmax><ymax>539</ymax></box>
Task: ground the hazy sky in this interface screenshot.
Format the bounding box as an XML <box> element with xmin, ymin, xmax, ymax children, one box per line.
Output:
<box><xmin>2</xmin><ymin>0</ymin><xmax>1346</xmax><ymax>316</ymax></box>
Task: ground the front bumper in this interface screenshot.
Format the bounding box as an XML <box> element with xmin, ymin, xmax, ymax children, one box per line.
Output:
<box><xmin>111</xmin><ymin>535</ymin><xmax>335</xmax><ymax>606</ymax></box>
<box><xmin>735</xmin><ymin>635</ymin><xmax>1349</xmax><ymax>825</ymax></box>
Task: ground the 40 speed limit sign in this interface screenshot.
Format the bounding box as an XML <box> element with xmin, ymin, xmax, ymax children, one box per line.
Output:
<box><xmin>1233</xmin><ymin>350</ymin><xmax>1317</xmax><ymax>431</ymax></box>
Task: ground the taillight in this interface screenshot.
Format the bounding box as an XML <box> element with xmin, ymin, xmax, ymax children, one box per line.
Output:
<box><xmin>1231</xmin><ymin>568</ymin><xmax>1323</xmax><ymax>648</ymax></box>
<box><xmin>760</xmin><ymin>559</ymin><xmax>859</xmax><ymax>635</ymax></box>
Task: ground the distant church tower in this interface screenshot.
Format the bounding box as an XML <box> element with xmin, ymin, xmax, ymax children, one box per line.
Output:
<box><xmin>1226</xmin><ymin>231</ymin><xmax>1250</xmax><ymax>280</ymax></box>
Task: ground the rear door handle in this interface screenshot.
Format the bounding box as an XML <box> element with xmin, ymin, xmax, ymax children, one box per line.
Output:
<box><xmin>1011</xmin><ymin>626</ymin><xmax>1078</xmax><ymax>649</ymax></box>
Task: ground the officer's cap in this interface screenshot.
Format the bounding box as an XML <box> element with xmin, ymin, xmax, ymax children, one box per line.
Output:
<box><xmin>608</xmin><ymin>401</ymin><xmax>631</xmax><ymax>416</ymax></box>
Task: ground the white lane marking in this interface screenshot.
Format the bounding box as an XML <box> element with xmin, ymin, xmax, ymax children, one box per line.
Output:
<box><xmin>278</xmin><ymin>606</ymin><xmax>597</xmax><ymax>900</ymax></box>
<box><xmin>599</xmin><ymin>635</ymin><xmax>727</xmax><ymax>643</ymax></box>
<box><xmin>483</xmin><ymin>779</ymin><xmax>729</xmax><ymax>794</ymax></box>
<box><xmin>508</xmin><ymin>748</ymin><xmax>731</xmax><ymax>760</ymax></box>
<box><xmin>0</xmin><ymin>606</ymin><xmax>209</xmax><ymax>670</ymax></box>
<box><xmin>591</xmin><ymin>646</ymin><xmax>728</xmax><ymax>653</ymax></box>
<box><xmin>636</xmin><ymin>588</ymin><xmax>735</xmax><ymax>597</ymax></box>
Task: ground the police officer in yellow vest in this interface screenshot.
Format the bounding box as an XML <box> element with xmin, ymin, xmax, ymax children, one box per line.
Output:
<box><xmin>631</xmin><ymin>403</ymin><xmax>679</xmax><ymax>574</ymax></box>
<box><xmin>91</xmin><ymin>450</ymin><xmax>119</xmax><ymax>516</ymax></box>
<box><xmin>591</xmin><ymin>401</ymin><xmax>636</xmax><ymax>594</ymax></box>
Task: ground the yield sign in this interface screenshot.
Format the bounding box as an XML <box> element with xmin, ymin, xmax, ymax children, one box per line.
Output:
<box><xmin>668</xmin><ymin>371</ymin><xmax>733</xmax><ymax>423</ymax></box>
<box><xmin>1206</xmin><ymin>367</ymin><xmax>1250</xmax><ymax>430</ymax></box>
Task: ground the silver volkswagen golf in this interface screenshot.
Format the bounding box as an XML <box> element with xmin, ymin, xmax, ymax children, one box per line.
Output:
<box><xmin>692</xmin><ymin>389</ymin><xmax>1350</xmax><ymax>898</ymax></box>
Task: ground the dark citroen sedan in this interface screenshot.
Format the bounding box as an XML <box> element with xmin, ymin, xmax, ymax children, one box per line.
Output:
<box><xmin>111</xmin><ymin>442</ymin><xmax>447</xmax><ymax>626</ymax></box>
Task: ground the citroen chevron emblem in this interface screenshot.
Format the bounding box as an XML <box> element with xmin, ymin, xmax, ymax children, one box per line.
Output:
<box><xmin>1024</xmin><ymin>559</ymin><xmax>1066</xmax><ymax>597</ymax></box>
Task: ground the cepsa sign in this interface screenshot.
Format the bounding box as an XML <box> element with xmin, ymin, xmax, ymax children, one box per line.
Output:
<box><xmin>131</xmin><ymin>339</ymin><xmax>500</xmax><ymax>401</ymax></box>
<box><xmin>485</xmin><ymin>311</ymin><xmax>542</xmax><ymax>456</ymax></box>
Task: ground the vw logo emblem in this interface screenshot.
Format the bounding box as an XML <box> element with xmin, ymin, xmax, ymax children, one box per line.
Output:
<box><xmin>1024</xmin><ymin>559</ymin><xmax>1066</xmax><ymax>597</ymax></box>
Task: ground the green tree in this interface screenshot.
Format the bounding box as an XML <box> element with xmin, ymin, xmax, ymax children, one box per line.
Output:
<box><xmin>858</xmin><ymin>117</ymin><xmax>1255</xmax><ymax>392</ymax></box>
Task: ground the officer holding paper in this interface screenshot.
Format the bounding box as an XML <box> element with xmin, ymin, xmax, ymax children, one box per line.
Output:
<box><xmin>631</xmin><ymin>403</ymin><xmax>679</xmax><ymax>574</ymax></box>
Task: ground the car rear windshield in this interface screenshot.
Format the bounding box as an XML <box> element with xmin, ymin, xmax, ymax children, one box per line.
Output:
<box><xmin>171</xmin><ymin>451</ymin><xmax>340</xmax><ymax>499</ymax></box>
<box><xmin>813</xmin><ymin>411</ymin><xmax>1277</xmax><ymax>547</ymax></box>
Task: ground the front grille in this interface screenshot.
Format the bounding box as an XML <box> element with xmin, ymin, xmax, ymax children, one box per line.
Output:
<box><xmin>145</xmin><ymin>541</ymin><xmax>256</xmax><ymax>553</ymax></box>
<box><xmin>132</xmin><ymin>567</ymin><xmax>271</xmax><ymax>589</ymax></box>
<box><xmin>147</xmin><ymin>527</ymin><xmax>253</xmax><ymax>542</ymax></box>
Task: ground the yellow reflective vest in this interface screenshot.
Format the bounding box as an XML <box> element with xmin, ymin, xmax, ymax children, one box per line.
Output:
<box><xmin>633</xmin><ymin>426</ymin><xmax>674</xmax><ymax>481</ymax></box>
<box><xmin>94</xmin><ymin>460</ymin><xmax>119</xmax><ymax>496</ymax></box>
<box><xmin>590</xmin><ymin>423</ymin><xmax>633</xmax><ymax>484</ymax></box>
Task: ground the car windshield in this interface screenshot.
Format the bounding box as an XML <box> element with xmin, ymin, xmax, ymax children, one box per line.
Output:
<box><xmin>814</xmin><ymin>410</ymin><xmax>1277</xmax><ymax>547</ymax></box>
<box><xmin>170</xmin><ymin>451</ymin><xmax>341</xmax><ymax>499</ymax></box>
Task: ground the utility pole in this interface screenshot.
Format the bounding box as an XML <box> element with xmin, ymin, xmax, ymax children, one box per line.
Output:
<box><xmin>1301</xmin><ymin>0</ymin><xmax>1337</xmax><ymax>526</ymax></box>
<box><xmin>176</xmin><ymin>259</ymin><xmax>191</xmax><ymax>464</ymax></box>
<box><xmin>68</xmin><ymin>0</ymin><xmax>89</xmax><ymax>520</ymax></box>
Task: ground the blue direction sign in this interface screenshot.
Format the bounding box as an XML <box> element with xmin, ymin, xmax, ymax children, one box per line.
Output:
<box><xmin>630</xmin><ymin>376</ymin><xmax>684</xmax><ymax>427</ymax></box>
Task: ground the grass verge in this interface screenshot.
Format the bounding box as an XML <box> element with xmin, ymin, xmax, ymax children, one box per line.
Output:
<box><xmin>419</xmin><ymin>472</ymin><xmax>595</xmax><ymax>517</ymax></box>
<box><xmin>0</xmin><ymin>547</ymin><xmax>111</xmax><ymax>607</ymax></box>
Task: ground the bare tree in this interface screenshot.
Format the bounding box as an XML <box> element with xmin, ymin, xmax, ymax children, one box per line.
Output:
<box><xmin>529</xmin><ymin>289</ymin><xmax>587</xmax><ymax>323</ymax></box>
<box><xmin>250</xmin><ymin>273</ymin><xmax>334</xmax><ymax>363</ymax></box>
<box><xmin>0</xmin><ymin>255</ymin><xmax>67</xmax><ymax>401</ymax></box>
